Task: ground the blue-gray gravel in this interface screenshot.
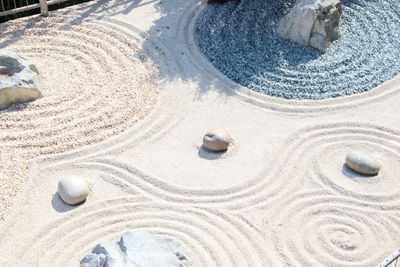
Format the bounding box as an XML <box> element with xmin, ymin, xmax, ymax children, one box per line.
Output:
<box><xmin>196</xmin><ymin>0</ymin><xmax>400</xmax><ymax>100</ymax></box>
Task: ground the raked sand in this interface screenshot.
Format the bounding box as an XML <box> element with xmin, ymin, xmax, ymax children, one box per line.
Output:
<box><xmin>0</xmin><ymin>8</ymin><xmax>160</xmax><ymax>221</ymax></box>
<box><xmin>1</xmin><ymin>0</ymin><xmax>400</xmax><ymax>266</ymax></box>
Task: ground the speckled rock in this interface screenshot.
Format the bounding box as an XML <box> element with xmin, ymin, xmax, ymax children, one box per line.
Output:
<box><xmin>80</xmin><ymin>230</ymin><xmax>189</xmax><ymax>267</ymax></box>
<box><xmin>80</xmin><ymin>254</ymin><xmax>106</xmax><ymax>267</ymax></box>
<box><xmin>345</xmin><ymin>151</ymin><xmax>381</xmax><ymax>176</ymax></box>
<box><xmin>203</xmin><ymin>130</ymin><xmax>232</xmax><ymax>152</ymax></box>
<box><xmin>278</xmin><ymin>0</ymin><xmax>342</xmax><ymax>51</ymax></box>
<box><xmin>0</xmin><ymin>50</ymin><xmax>42</xmax><ymax>110</ymax></box>
<box><xmin>58</xmin><ymin>175</ymin><xmax>89</xmax><ymax>205</ymax></box>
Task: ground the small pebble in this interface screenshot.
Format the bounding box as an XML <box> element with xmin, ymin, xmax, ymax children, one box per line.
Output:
<box><xmin>345</xmin><ymin>151</ymin><xmax>380</xmax><ymax>176</ymax></box>
<box><xmin>203</xmin><ymin>130</ymin><xmax>232</xmax><ymax>152</ymax></box>
<box><xmin>58</xmin><ymin>175</ymin><xmax>90</xmax><ymax>205</ymax></box>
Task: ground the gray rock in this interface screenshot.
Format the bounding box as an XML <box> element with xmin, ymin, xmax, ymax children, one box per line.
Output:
<box><xmin>80</xmin><ymin>230</ymin><xmax>189</xmax><ymax>267</ymax></box>
<box><xmin>58</xmin><ymin>175</ymin><xmax>90</xmax><ymax>205</ymax></box>
<box><xmin>277</xmin><ymin>0</ymin><xmax>342</xmax><ymax>51</ymax></box>
<box><xmin>203</xmin><ymin>129</ymin><xmax>232</xmax><ymax>152</ymax></box>
<box><xmin>80</xmin><ymin>254</ymin><xmax>106</xmax><ymax>267</ymax></box>
<box><xmin>0</xmin><ymin>50</ymin><xmax>42</xmax><ymax>110</ymax></box>
<box><xmin>345</xmin><ymin>151</ymin><xmax>381</xmax><ymax>176</ymax></box>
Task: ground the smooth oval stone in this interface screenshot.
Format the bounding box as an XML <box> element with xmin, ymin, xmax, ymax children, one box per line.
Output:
<box><xmin>203</xmin><ymin>130</ymin><xmax>232</xmax><ymax>152</ymax></box>
<box><xmin>345</xmin><ymin>151</ymin><xmax>381</xmax><ymax>176</ymax></box>
<box><xmin>58</xmin><ymin>176</ymin><xmax>89</xmax><ymax>205</ymax></box>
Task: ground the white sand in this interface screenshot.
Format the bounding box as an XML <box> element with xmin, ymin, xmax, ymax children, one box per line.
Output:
<box><xmin>1</xmin><ymin>0</ymin><xmax>400</xmax><ymax>266</ymax></box>
<box><xmin>0</xmin><ymin>8</ymin><xmax>160</xmax><ymax>220</ymax></box>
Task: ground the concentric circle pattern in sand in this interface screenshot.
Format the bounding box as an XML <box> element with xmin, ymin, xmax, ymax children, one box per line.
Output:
<box><xmin>11</xmin><ymin>197</ymin><xmax>271</xmax><ymax>266</ymax></box>
<box><xmin>197</xmin><ymin>0</ymin><xmax>400</xmax><ymax>100</ymax></box>
<box><xmin>270</xmin><ymin>190</ymin><xmax>400</xmax><ymax>266</ymax></box>
<box><xmin>0</xmin><ymin>15</ymin><xmax>160</xmax><ymax>218</ymax></box>
<box><xmin>299</xmin><ymin>123</ymin><xmax>400</xmax><ymax>205</ymax></box>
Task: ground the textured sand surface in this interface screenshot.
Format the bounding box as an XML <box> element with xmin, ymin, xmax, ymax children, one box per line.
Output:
<box><xmin>1</xmin><ymin>0</ymin><xmax>400</xmax><ymax>266</ymax></box>
<box><xmin>0</xmin><ymin>9</ymin><xmax>160</xmax><ymax>220</ymax></box>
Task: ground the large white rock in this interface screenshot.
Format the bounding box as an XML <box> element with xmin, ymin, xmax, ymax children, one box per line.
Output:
<box><xmin>278</xmin><ymin>0</ymin><xmax>342</xmax><ymax>51</ymax></box>
<box><xmin>58</xmin><ymin>175</ymin><xmax>90</xmax><ymax>205</ymax></box>
<box><xmin>0</xmin><ymin>50</ymin><xmax>42</xmax><ymax>110</ymax></box>
<box><xmin>80</xmin><ymin>230</ymin><xmax>189</xmax><ymax>267</ymax></box>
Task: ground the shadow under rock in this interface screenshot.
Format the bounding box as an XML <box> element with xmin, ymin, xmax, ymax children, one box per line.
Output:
<box><xmin>0</xmin><ymin>102</ymin><xmax>29</xmax><ymax>113</ymax></box>
<box><xmin>197</xmin><ymin>145</ymin><xmax>226</xmax><ymax>160</ymax></box>
<box><xmin>341</xmin><ymin>164</ymin><xmax>378</xmax><ymax>180</ymax></box>
<box><xmin>51</xmin><ymin>192</ymin><xmax>85</xmax><ymax>213</ymax></box>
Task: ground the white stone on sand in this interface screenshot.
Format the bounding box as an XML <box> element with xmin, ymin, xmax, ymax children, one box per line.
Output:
<box><xmin>345</xmin><ymin>151</ymin><xmax>381</xmax><ymax>175</ymax></box>
<box><xmin>58</xmin><ymin>176</ymin><xmax>89</xmax><ymax>205</ymax></box>
<box><xmin>203</xmin><ymin>129</ymin><xmax>232</xmax><ymax>152</ymax></box>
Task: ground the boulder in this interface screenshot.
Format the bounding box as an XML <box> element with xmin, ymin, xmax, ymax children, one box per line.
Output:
<box><xmin>80</xmin><ymin>230</ymin><xmax>189</xmax><ymax>267</ymax></box>
<box><xmin>345</xmin><ymin>151</ymin><xmax>381</xmax><ymax>176</ymax></box>
<box><xmin>277</xmin><ymin>0</ymin><xmax>342</xmax><ymax>51</ymax></box>
<box><xmin>203</xmin><ymin>129</ymin><xmax>232</xmax><ymax>152</ymax></box>
<box><xmin>58</xmin><ymin>175</ymin><xmax>90</xmax><ymax>205</ymax></box>
<box><xmin>0</xmin><ymin>50</ymin><xmax>42</xmax><ymax>110</ymax></box>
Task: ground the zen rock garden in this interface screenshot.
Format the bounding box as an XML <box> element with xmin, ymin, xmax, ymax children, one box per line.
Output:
<box><xmin>1</xmin><ymin>0</ymin><xmax>398</xmax><ymax>266</ymax></box>
<box><xmin>0</xmin><ymin>50</ymin><xmax>42</xmax><ymax>110</ymax></box>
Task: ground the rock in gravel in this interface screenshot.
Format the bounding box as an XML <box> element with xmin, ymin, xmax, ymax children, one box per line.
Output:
<box><xmin>80</xmin><ymin>230</ymin><xmax>189</xmax><ymax>267</ymax></box>
<box><xmin>0</xmin><ymin>50</ymin><xmax>42</xmax><ymax>110</ymax></box>
<box><xmin>203</xmin><ymin>129</ymin><xmax>232</xmax><ymax>152</ymax></box>
<box><xmin>277</xmin><ymin>0</ymin><xmax>342</xmax><ymax>51</ymax></box>
<box><xmin>58</xmin><ymin>175</ymin><xmax>89</xmax><ymax>205</ymax></box>
<box><xmin>345</xmin><ymin>151</ymin><xmax>381</xmax><ymax>176</ymax></box>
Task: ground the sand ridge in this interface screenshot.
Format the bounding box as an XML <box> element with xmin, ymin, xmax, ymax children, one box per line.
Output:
<box><xmin>0</xmin><ymin>0</ymin><xmax>400</xmax><ymax>266</ymax></box>
<box><xmin>0</xmin><ymin>10</ymin><xmax>160</xmax><ymax>220</ymax></box>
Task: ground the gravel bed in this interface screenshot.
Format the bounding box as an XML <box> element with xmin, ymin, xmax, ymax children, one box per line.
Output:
<box><xmin>197</xmin><ymin>0</ymin><xmax>400</xmax><ymax>100</ymax></box>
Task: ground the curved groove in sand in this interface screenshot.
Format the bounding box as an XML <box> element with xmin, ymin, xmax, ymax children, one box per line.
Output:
<box><xmin>310</xmin><ymin>136</ymin><xmax>400</xmax><ymax>202</ymax></box>
<box><xmin>43</xmin><ymin>141</ymin><xmax>301</xmax><ymax>210</ymax></box>
<box><xmin>26</xmin><ymin>18</ymin><xmax>190</xmax><ymax>169</ymax></box>
<box><xmin>0</xmin><ymin>16</ymin><xmax>163</xmax><ymax>219</ymax></box>
<box><xmin>270</xmin><ymin>190</ymin><xmax>400</xmax><ymax>266</ymax></box>
<box><xmin>0</xmin><ymin>18</ymin><xmax>160</xmax><ymax>156</ymax></box>
<box><xmin>13</xmin><ymin>198</ymin><xmax>271</xmax><ymax>266</ymax></box>
<box><xmin>251</xmin><ymin>122</ymin><xmax>400</xmax><ymax>211</ymax></box>
<box><xmin>39</xmin><ymin>122</ymin><xmax>400</xmax><ymax>213</ymax></box>
<box><xmin>181</xmin><ymin>1</ymin><xmax>400</xmax><ymax>113</ymax></box>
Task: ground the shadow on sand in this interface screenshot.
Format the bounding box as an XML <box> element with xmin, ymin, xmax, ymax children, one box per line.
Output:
<box><xmin>51</xmin><ymin>192</ymin><xmax>86</xmax><ymax>213</ymax></box>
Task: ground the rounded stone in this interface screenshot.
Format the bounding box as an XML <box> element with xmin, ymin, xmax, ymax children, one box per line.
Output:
<box><xmin>203</xmin><ymin>130</ymin><xmax>232</xmax><ymax>152</ymax></box>
<box><xmin>345</xmin><ymin>151</ymin><xmax>381</xmax><ymax>176</ymax></box>
<box><xmin>58</xmin><ymin>175</ymin><xmax>90</xmax><ymax>205</ymax></box>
